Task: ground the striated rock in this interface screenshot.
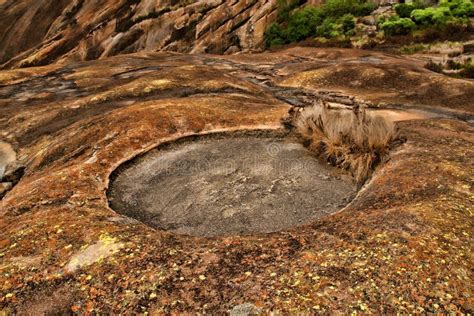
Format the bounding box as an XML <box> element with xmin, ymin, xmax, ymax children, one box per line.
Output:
<box><xmin>0</xmin><ymin>0</ymin><xmax>279</xmax><ymax>69</ymax></box>
<box><xmin>0</xmin><ymin>0</ymin><xmax>416</xmax><ymax>69</ymax></box>
<box><xmin>0</xmin><ymin>182</ymin><xmax>13</xmax><ymax>198</ymax></box>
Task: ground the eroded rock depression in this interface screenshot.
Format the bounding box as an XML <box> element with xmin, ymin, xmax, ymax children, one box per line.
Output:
<box><xmin>108</xmin><ymin>132</ymin><xmax>356</xmax><ymax>237</ymax></box>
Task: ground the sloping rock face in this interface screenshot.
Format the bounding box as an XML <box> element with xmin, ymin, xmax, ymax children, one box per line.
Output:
<box><xmin>0</xmin><ymin>0</ymin><xmax>279</xmax><ymax>69</ymax></box>
<box><xmin>0</xmin><ymin>48</ymin><xmax>473</xmax><ymax>313</ymax></box>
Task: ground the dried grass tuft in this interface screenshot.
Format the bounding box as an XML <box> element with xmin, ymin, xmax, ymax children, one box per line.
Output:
<box><xmin>295</xmin><ymin>101</ymin><xmax>397</xmax><ymax>186</ymax></box>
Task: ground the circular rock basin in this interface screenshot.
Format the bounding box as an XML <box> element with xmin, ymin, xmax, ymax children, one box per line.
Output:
<box><xmin>108</xmin><ymin>132</ymin><xmax>356</xmax><ymax>237</ymax></box>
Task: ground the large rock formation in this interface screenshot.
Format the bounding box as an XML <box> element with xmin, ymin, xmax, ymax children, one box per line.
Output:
<box><xmin>0</xmin><ymin>47</ymin><xmax>473</xmax><ymax>313</ymax></box>
<box><xmin>1</xmin><ymin>0</ymin><xmax>419</xmax><ymax>69</ymax></box>
<box><xmin>0</xmin><ymin>0</ymin><xmax>279</xmax><ymax>69</ymax></box>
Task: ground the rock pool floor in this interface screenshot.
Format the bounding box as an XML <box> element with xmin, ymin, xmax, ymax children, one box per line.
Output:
<box><xmin>108</xmin><ymin>133</ymin><xmax>356</xmax><ymax>237</ymax></box>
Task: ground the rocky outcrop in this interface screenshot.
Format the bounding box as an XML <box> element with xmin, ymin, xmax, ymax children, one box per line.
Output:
<box><xmin>0</xmin><ymin>0</ymin><xmax>279</xmax><ymax>69</ymax></box>
<box><xmin>0</xmin><ymin>0</ymin><xmax>419</xmax><ymax>69</ymax></box>
<box><xmin>0</xmin><ymin>47</ymin><xmax>473</xmax><ymax>313</ymax></box>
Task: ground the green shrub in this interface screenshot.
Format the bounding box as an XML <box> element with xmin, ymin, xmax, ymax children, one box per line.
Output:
<box><xmin>394</xmin><ymin>1</ymin><xmax>427</xmax><ymax>18</ymax></box>
<box><xmin>323</xmin><ymin>0</ymin><xmax>376</xmax><ymax>17</ymax></box>
<box><xmin>266</xmin><ymin>0</ymin><xmax>474</xmax><ymax>46</ymax></box>
<box><xmin>440</xmin><ymin>0</ymin><xmax>474</xmax><ymax>17</ymax></box>
<box><xmin>276</xmin><ymin>0</ymin><xmax>304</xmax><ymax>23</ymax></box>
<box><xmin>286</xmin><ymin>6</ymin><xmax>324</xmax><ymax>42</ymax></box>
<box><xmin>339</xmin><ymin>13</ymin><xmax>356</xmax><ymax>35</ymax></box>
<box><xmin>395</xmin><ymin>3</ymin><xmax>417</xmax><ymax>18</ymax></box>
<box><xmin>264</xmin><ymin>0</ymin><xmax>380</xmax><ymax>46</ymax></box>
<box><xmin>354</xmin><ymin>1</ymin><xmax>378</xmax><ymax>16</ymax></box>
<box><xmin>264</xmin><ymin>23</ymin><xmax>286</xmax><ymax>47</ymax></box>
<box><xmin>316</xmin><ymin>19</ymin><xmax>342</xmax><ymax>37</ymax></box>
<box><xmin>408</xmin><ymin>0</ymin><xmax>473</xmax><ymax>31</ymax></box>
<box><xmin>377</xmin><ymin>15</ymin><xmax>387</xmax><ymax>26</ymax></box>
<box><xmin>381</xmin><ymin>17</ymin><xmax>416</xmax><ymax>36</ymax></box>
<box><xmin>411</xmin><ymin>7</ymin><xmax>452</xmax><ymax>25</ymax></box>
<box><xmin>315</xmin><ymin>14</ymin><xmax>356</xmax><ymax>38</ymax></box>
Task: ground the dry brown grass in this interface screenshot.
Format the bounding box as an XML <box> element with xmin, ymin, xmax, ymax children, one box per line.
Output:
<box><xmin>295</xmin><ymin>102</ymin><xmax>397</xmax><ymax>186</ymax></box>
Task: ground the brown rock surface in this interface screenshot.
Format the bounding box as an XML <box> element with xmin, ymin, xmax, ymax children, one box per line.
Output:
<box><xmin>0</xmin><ymin>0</ymin><xmax>280</xmax><ymax>69</ymax></box>
<box><xmin>0</xmin><ymin>47</ymin><xmax>473</xmax><ymax>313</ymax></box>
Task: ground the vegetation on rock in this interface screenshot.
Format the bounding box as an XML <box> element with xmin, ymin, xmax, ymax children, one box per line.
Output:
<box><xmin>1</xmin><ymin>42</ymin><xmax>473</xmax><ymax>313</ymax></box>
<box><xmin>390</xmin><ymin>0</ymin><xmax>474</xmax><ymax>34</ymax></box>
<box><xmin>265</xmin><ymin>0</ymin><xmax>375</xmax><ymax>46</ymax></box>
<box><xmin>295</xmin><ymin>102</ymin><xmax>397</xmax><ymax>186</ymax></box>
<box><xmin>394</xmin><ymin>1</ymin><xmax>428</xmax><ymax>18</ymax></box>
<box><xmin>380</xmin><ymin>17</ymin><xmax>416</xmax><ymax>36</ymax></box>
<box><xmin>265</xmin><ymin>0</ymin><xmax>474</xmax><ymax>48</ymax></box>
